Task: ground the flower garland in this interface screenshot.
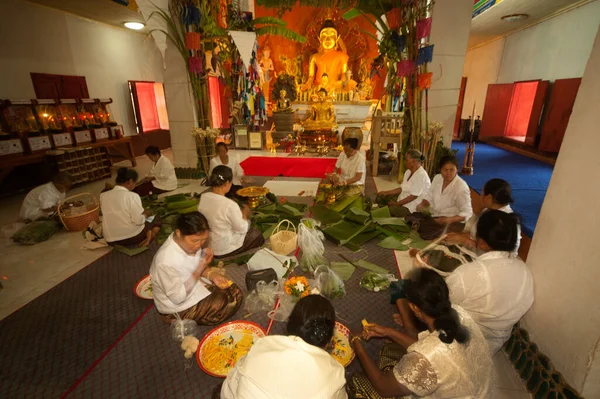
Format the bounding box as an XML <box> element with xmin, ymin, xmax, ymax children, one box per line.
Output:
<box><xmin>284</xmin><ymin>276</ymin><xmax>310</xmax><ymax>298</ymax></box>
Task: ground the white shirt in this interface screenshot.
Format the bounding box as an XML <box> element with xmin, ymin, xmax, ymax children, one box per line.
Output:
<box><xmin>149</xmin><ymin>155</ymin><xmax>177</xmax><ymax>191</ymax></box>
<box><xmin>197</xmin><ymin>192</ymin><xmax>249</xmax><ymax>256</ymax></box>
<box><xmin>100</xmin><ymin>186</ymin><xmax>146</xmax><ymax>242</ymax></box>
<box><xmin>221</xmin><ymin>335</ymin><xmax>347</xmax><ymax>399</ymax></box>
<box><xmin>149</xmin><ymin>234</ymin><xmax>212</xmax><ymax>314</ymax></box>
<box><xmin>210</xmin><ymin>155</ymin><xmax>245</xmax><ymax>185</ymax></box>
<box><xmin>397</xmin><ymin>166</ymin><xmax>431</xmax><ymax>213</ymax></box>
<box><xmin>422</xmin><ymin>174</ymin><xmax>472</xmax><ymax>219</ymax></box>
<box><xmin>464</xmin><ymin>205</ymin><xmax>521</xmax><ymax>257</ymax></box>
<box><xmin>335</xmin><ymin>151</ymin><xmax>366</xmax><ymax>185</ymax></box>
<box><xmin>446</xmin><ymin>251</ymin><xmax>534</xmax><ymax>355</ymax></box>
<box><xmin>20</xmin><ymin>182</ymin><xmax>66</xmax><ymax>221</ymax></box>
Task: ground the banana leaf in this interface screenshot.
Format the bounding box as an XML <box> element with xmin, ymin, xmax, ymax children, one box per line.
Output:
<box><xmin>254</xmin><ymin>213</ymin><xmax>280</xmax><ymax>224</ymax></box>
<box><xmin>374</xmin><ymin>218</ymin><xmax>410</xmax><ymax>230</ymax></box>
<box><xmin>260</xmin><ymin>223</ymin><xmax>277</xmax><ymax>238</ymax></box>
<box><xmin>356</xmin><ymin>259</ymin><xmax>389</xmax><ymax>274</ymax></box>
<box><xmin>322</xmin><ymin>220</ymin><xmax>372</xmax><ymax>245</ymax></box>
<box><xmin>253</xmin><ymin>26</ymin><xmax>306</xmax><ymax>43</ymax></box>
<box><xmin>310</xmin><ymin>204</ymin><xmax>343</xmax><ymax>225</ymax></box>
<box><xmin>330</xmin><ymin>262</ymin><xmax>356</xmax><ymax>281</ymax></box>
<box><xmin>348</xmin><ymin>207</ymin><xmax>370</xmax><ymax>217</ymax></box>
<box><xmin>348</xmin><ymin>229</ymin><xmax>382</xmax><ymax>246</ymax></box>
<box><xmin>408</xmin><ymin>231</ymin><xmax>430</xmax><ymax>249</ymax></box>
<box><xmin>344</xmin><ymin>212</ymin><xmax>370</xmax><ymax>225</ymax></box>
<box><xmin>284</xmin><ymin>201</ymin><xmax>308</xmax><ymax>212</ymax></box>
<box><xmin>331</xmin><ymin>195</ymin><xmax>363</xmax><ymax>213</ymax></box>
<box><xmin>256</xmin><ymin>203</ymin><xmax>277</xmax><ymax>212</ymax></box>
<box><xmin>378</xmin><ymin>236</ymin><xmax>410</xmax><ymax>251</ymax></box>
<box><xmin>164</xmin><ymin>193</ymin><xmax>188</xmax><ymax>203</ymax></box>
<box><xmin>371</xmin><ymin>206</ymin><xmax>391</xmax><ymax>220</ymax></box>
<box><xmin>276</xmin><ymin>204</ymin><xmax>303</xmax><ymax>216</ymax></box>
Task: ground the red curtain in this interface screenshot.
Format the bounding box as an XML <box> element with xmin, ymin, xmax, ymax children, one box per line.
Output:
<box><xmin>208</xmin><ymin>76</ymin><xmax>223</xmax><ymax>129</ymax></box>
<box><xmin>135</xmin><ymin>82</ymin><xmax>160</xmax><ymax>132</ymax></box>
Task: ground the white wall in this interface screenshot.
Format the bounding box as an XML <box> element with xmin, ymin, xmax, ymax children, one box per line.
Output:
<box><xmin>428</xmin><ymin>0</ymin><xmax>473</xmax><ymax>145</ymax></box>
<box><xmin>0</xmin><ymin>0</ymin><xmax>164</xmax><ymax>137</ymax></box>
<box><xmin>522</xmin><ymin>26</ymin><xmax>600</xmax><ymax>396</ymax></box>
<box><xmin>462</xmin><ymin>0</ymin><xmax>600</xmax><ymax>118</ymax></box>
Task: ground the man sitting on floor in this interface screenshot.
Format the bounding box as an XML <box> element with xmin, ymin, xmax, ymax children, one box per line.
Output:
<box><xmin>19</xmin><ymin>172</ymin><xmax>72</xmax><ymax>222</ymax></box>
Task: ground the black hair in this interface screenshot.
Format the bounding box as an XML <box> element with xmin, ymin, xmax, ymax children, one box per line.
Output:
<box><xmin>439</xmin><ymin>155</ymin><xmax>459</xmax><ymax>169</ymax></box>
<box><xmin>405</xmin><ymin>269</ymin><xmax>470</xmax><ymax>345</ymax></box>
<box><xmin>216</xmin><ymin>142</ymin><xmax>228</xmax><ymax>151</ymax></box>
<box><xmin>52</xmin><ymin>171</ymin><xmax>73</xmax><ymax>187</ymax></box>
<box><xmin>175</xmin><ymin>212</ymin><xmax>209</xmax><ymax>236</ymax></box>
<box><xmin>343</xmin><ymin>137</ymin><xmax>359</xmax><ymax>150</ymax></box>
<box><xmin>145</xmin><ymin>145</ymin><xmax>161</xmax><ymax>156</ymax></box>
<box><xmin>483</xmin><ymin>178</ymin><xmax>514</xmax><ymax>205</ymax></box>
<box><xmin>476</xmin><ymin>210</ymin><xmax>520</xmax><ymax>252</ymax></box>
<box><xmin>287</xmin><ymin>294</ymin><xmax>336</xmax><ymax>348</ymax></box>
<box><xmin>208</xmin><ymin>165</ymin><xmax>233</xmax><ymax>187</ymax></box>
<box><xmin>320</xmin><ymin>19</ymin><xmax>337</xmax><ymax>34</ymax></box>
<box><xmin>115</xmin><ymin>167</ymin><xmax>138</xmax><ymax>185</ymax></box>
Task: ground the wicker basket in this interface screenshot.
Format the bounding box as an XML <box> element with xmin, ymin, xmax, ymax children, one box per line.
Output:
<box><xmin>58</xmin><ymin>192</ymin><xmax>100</xmax><ymax>232</ymax></box>
<box><xmin>270</xmin><ymin>220</ymin><xmax>298</xmax><ymax>256</ymax></box>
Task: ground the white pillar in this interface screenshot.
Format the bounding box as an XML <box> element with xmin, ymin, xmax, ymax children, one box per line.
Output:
<box><xmin>428</xmin><ymin>0</ymin><xmax>473</xmax><ymax>146</ymax></box>
<box><xmin>163</xmin><ymin>45</ymin><xmax>198</xmax><ymax>168</ymax></box>
<box><xmin>522</xmin><ymin>26</ymin><xmax>600</xmax><ymax>397</ymax></box>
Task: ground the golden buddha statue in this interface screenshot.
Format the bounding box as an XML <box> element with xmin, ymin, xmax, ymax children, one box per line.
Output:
<box><xmin>259</xmin><ymin>43</ymin><xmax>276</xmax><ymax>103</ymax></box>
<box><xmin>303</xmin><ymin>88</ymin><xmax>337</xmax><ymax>130</ymax></box>
<box><xmin>337</xmin><ymin>69</ymin><xmax>358</xmax><ymax>93</ymax></box>
<box><xmin>302</xmin><ymin>20</ymin><xmax>349</xmax><ymax>92</ymax></box>
<box><xmin>275</xmin><ymin>89</ymin><xmax>293</xmax><ymax>113</ymax></box>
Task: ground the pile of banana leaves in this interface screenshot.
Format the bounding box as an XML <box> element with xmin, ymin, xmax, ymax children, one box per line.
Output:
<box><xmin>141</xmin><ymin>192</ymin><xmax>201</xmax><ymax>244</ymax></box>
<box><xmin>310</xmin><ymin>200</ymin><xmax>430</xmax><ymax>252</ymax></box>
<box><xmin>253</xmin><ymin>192</ymin><xmax>308</xmax><ymax>239</ymax></box>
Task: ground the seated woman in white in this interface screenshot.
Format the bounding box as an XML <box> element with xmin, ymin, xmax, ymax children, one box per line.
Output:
<box><xmin>408</xmin><ymin>155</ymin><xmax>473</xmax><ymax>240</ymax></box>
<box><xmin>19</xmin><ymin>172</ymin><xmax>72</xmax><ymax>221</ymax></box>
<box><xmin>446</xmin><ymin>210</ymin><xmax>533</xmax><ymax>355</ymax></box>
<box><xmin>351</xmin><ymin>268</ymin><xmax>495</xmax><ymax>398</ymax></box>
<box><xmin>221</xmin><ymin>294</ymin><xmax>347</xmax><ymax>399</ymax></box>
<box><xmin>331</xmin><ymin>137</ymin><xmax>366</xmax><ymax>188</ymax></box>
<box><xmin>375</xmin><ymin>149</ymin><xmax>431</xmax><ymax>217</ymax></box>
<box><xmin>197</xmin><ymin>165</ymin><xmax>264</xmax><ymax>259</ymax></box>
<box><xmin>134</xmin><ymin>146</ymin><xmax>178</xmax><ymax>197</ymax></box>
<box><xmin>209</xmin><ymin>142</ymin><xmax>246</xmax><ymax>198</ymax></box>
<box><xmin>100</xmin><ymin>168</ymin><xmax>161</xmax><ymax>247</ymax></box>
<box><xmin>149</xmin><ymin>212</ymin><xmax>242</xmax><ymax>325</ymax></box>
<box><xmin>445</xmin><ymin>178</ymin><xmax>521</xmax><ymax>257</ymax></box>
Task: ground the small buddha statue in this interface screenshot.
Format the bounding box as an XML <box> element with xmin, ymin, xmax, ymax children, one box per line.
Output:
<box><xmin>302</xmin><ymin>20</ymin><xmax>349</xmax><ymax>92</ymax></box>
<box><xmin>259</xmin><ymin>43</ymin><xmax>275</xmax><ymax>103</ymax></box>
<box><xmin>275</xmin><ymin>89</ymin><xmax>293</xmax><ymax>113</ymax></box>
<box><xmin>303</xmin><ymin>88</ymin><xmax>337</xmax><ymax>130</ymax></box>
<box><xmin>337</xmin><ymin>69</ymin><xmax>358</xmax><ymax>93</ymax></box>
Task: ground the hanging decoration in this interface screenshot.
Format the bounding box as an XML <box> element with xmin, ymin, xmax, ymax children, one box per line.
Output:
<box><xmin>185</xmin><ymin>32</ymin><xmax>202</xmax><ymax>50</ymax></box>
<box><xmin>418</xmin><ymin>72</ymin><xmax>432</xmax><ymax>90</ymax></box>
<box><xmin>396</xmin><ymin>60</ymin><xmax>415</xmax><ymax>77</ymax></box>
<box><xmin>416</xmin><ymin>17</ymin><xmax>432</xmax><ymax>39</ymax></box>
<box><xmin>416</xmin><ymin>45</ymin><xmax>434</xmax><ymax>65</ymax></box>
<box><xmin>228</xmin><ymin>31</ymin><xmax>257</xmax><ymax>69</ymax></box>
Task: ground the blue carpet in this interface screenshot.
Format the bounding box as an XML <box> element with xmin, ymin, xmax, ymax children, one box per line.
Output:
<box><xmin>451</xmin><ymin>142</ymin><xmax>554</xmax><ymax>237</ymax></box>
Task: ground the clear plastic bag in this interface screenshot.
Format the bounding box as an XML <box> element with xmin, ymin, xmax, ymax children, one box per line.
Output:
<box><xmin>314</xmin><ymin>265</ymin><xmax>346</xmax><ymax>299</ymax></box>
<box><xmin>170</xmin><ymin>313</ymin><xmax>199</xmax><ymax>342</ymax></box>
<box><xmin>359</xmin><ymin>272</ymin><xmax>397</xmax><ymax>292</ymax></box>
<box><xmin>267</xmin><ymin>294</ymin><xmax>296</xmax><ymax>322</ymax></box>
<box><xmin>245</xmin><ymin>280</ymin><xmax>279</xmax><ymax>314</ymax></box>
<box><xmin>298</xmin><ymin>218</ymin><xmax>327</xmax><ymax>273</ymax></box>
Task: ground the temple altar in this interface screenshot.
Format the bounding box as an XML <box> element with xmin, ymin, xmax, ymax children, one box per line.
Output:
<box><xmin>292</xmin><ymin>101</ymin><xmax>375</xmax><ymax>124</ymax></box>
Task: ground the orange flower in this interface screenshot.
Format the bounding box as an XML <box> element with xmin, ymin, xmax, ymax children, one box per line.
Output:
<box><xmin>285</xmin><ymin>276</ymin><xmax>310</xmax><ymax>298</ymax></box>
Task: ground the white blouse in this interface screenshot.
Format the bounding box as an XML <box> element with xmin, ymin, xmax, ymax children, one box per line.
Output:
<box><xmin>446</xmin><ymin>251</ymin><xmax>534</xmax><ymax>355</ymax></box>
<box><xmin>221</xmin><ymin>335</ymin><xmax>347</xmax><ymax>399</ymax></box>
<box><xmin>464</xmin><ymin>205</ymin><xmax>521</xmax><ymax>257</ymax></box>
<box><xmin>393</xmin><ymin>306</ymin><xmax>496</xmax><ymax>398</ymax></box>
<box><xmin>149</xmin><ymin>234</ymin><xmax>212</xmax><ymax>314</ymax></box>
<box><xmin>19</xmin><ymin>182</ymin><xmax>65</xmax><ymax>221</ymax></box>
<box><xmin>149</xmin><ymin>155</ymin><xmax>177</xmax><ymax>191</ymax></box>
<box><xmin>397</xmin><ymin>166</ymin><xmax>431</xmax><ymax>213</ymax></box>
<box><xmin>210</xmin><ymin>155</ymin><xmax>245</xmax><ymax>185</ymax></box>
<box><xmin>335</xmin><ymin>151</ymin><xmax>366</xmax><ymax>185</ymax></box>
<box><xmin>100</xmin><ymin>186</ymin><xmax>146</xmax><ymax>242</ymax></box>
<box><xmin>422</xmin><ymin>175</ymin><xmax>473</xmax><ymax>220</ymax></box>
<box><xmin>197</xmin><ymin>192</ymin><xmax>249</xmax><ymax>256</ymax></box>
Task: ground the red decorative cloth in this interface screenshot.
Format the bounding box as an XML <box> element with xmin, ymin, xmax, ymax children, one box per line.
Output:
<box><xmin>185</xmin><ymin>32</ymin><xmax>201</xmax><ymax>50</ymax></box>
<box><xmin>396</xmin><ymin>60</ymin><xmax>416</xmax><ymax>77</ymax></box>
<box><xmin>418</xmin><ymin>72</ymin><xmax>433</xmax><ymax>89</ymax></box>
<box><xmin>416</xmin><ymin>17</ymin><xmax>432</xmax><ymax>39</ymax></box>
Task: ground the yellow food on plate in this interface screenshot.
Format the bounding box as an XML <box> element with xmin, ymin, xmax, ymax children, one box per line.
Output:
<box><xmin>201</xmin><ymin>331</ymin><xmax>255</xmax><ymax>376</ymax></box>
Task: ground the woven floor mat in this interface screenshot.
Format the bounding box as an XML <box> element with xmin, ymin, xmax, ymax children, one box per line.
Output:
<box><xmin>0</xmin><ymin>242</ymin><xmax>161</xmax><ymax>398</ymax></box>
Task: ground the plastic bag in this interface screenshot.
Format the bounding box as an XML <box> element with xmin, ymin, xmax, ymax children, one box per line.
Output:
<box><xmin>359</xmin><ymin>272</ymin><xmax>397</xmax><ymax>292</ymax></box>
<box><xmin>268</xmin><ymin>294</ymin><xmax>297</xmax><ymax>322</ymax></box>
<box><xmin>298</xmin><ymin>218</ymin><xmax>327</xmax><ymax>273</ymax></box>
<box><xmin>245</xmin><ymin>280</ymin><xmax>279</xmax><ymax>314</ymax></box>
<box><xmin>171</xmin><ymin>313</ymin><xmax>199</xmax><ymax>342</ymax></box>
<box><xmin>314</xmin><ymin>265</ymin><xmax>346</xmax><ymax>299</ymax></box>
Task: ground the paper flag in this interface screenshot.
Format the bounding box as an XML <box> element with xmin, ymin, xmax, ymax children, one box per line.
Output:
<box><xmin>418</xmin><ymin>72</ymin><xmax>433</xmax><ymax>89</ymax></box>
<box><xmin>396</xmin><ymin>60</ymin><xmax>416</xmax><ymax>77</ymax></box>
<box><xmin>185</xmin><ymin>32</ymin><xmax>201</xmax><ymax>50</ymax></box>
<box><xmin>417</xmin><ymin>45</ymin><xmax>434</xmax><ymax>65</ymax></box>
<box><xmin>229</xmin><ymin>31</ymin><xmax>257</xmax><ymax>69</ymax></box>
<box><xmin>416</xmin><ymin>17</ymin><xmax>432</xmax><ymax>39</ymax></box>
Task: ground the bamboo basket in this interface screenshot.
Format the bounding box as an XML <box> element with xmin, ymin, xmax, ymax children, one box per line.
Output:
<box><xmin>58</xmin><ymin>193</ymin><xmax>100</xmax><ymax>232</ymax></box>
<box><xmin>270</xmin><ymin>220</ymin><xmax>297</xmax><ymax>256</ymax></box>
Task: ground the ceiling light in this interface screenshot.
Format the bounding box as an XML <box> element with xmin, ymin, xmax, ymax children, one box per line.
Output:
<box><xmin>124</xmin><ymin>22</ymin><xmax>145</xmax><ymax>30</ymax></box>
<box><xmin>501</xmin><ymin>14</ymin><xmax>529</xmax><ymax>22</ymax></box>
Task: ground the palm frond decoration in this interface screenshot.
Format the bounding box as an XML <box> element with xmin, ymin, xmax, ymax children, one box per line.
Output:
<box><xmin>250</xmin><ymin>16</ymin><xmax>288</xmax><ymax>27</ymax></box>
<box><xmin>254</xmin><ymin>26</ymin><xmax>306</xmax><ymax>43</ymax></box>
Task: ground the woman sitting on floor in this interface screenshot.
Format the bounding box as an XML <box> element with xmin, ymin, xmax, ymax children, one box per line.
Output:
<box><xmin>350</xmin><ymin>269</ymin><xmax>495</xmax><ymax>399</ymax></box>
<box><xmin>329</xmin><ymin>137</ymin><xmax>366</xmax><ymax>193</ymax></box>
<box><xmin>19</xmin><ymin>171</ymin><xmax>73</xmax><ymax>222</ymax></box>
<box><xmin>134</xmin><ymin>146</ymin><xmax>178</xmax><ymax>197</ymax></box>
<box><xmin>375</xmin><ymin>149</ymin><xmax>431</xmax><ymax>217</ymax></box>
<box><xmin>209</xmin><ymin>142</ymin><xmax>247</xmax><ymax>199</ymax></box>
<box><xmin>445</xmin><ymin>210</ymin><xmax>533</xmax><ymax>355</ymax></box>
<box><xmin>150</xmin><ymin>212</ymin><xmax>242</xmax><ymax>325</ymax></box>
<box><xmin>197</xmin><ymin>165</ymin><xmax>264</xmax><ymax>259</ymax></box>
<box><xmin>220</xmin><ymin>294</ymin><xmax>347</xmax><ymax>399</ymax></box>
<box><xmin>407</xmin><ymin>155</ymin><xmax>473</xmax><ymax>240</ymax></box>
<box><xmin>100</xmin><ymin>167</ymin><xmax>161</xmax><ymax>247</ymax></box>
<box><xmin>445</xmin><ymin>178</ymin><xmax>521</xmax><ymax>256</ymax></box>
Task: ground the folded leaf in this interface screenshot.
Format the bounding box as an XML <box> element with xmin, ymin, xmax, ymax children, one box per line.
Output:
<box><xmin>348</xmin><ymin>207</ymin><xmax>370</xmax><ymax>217</ymax></box>
<box><xmin>356</xmin><ymin>259</ymin><xmax>389</xmax><ymax>274</ymax></box>
<box><xmin>378</xmin><ymin>236</ymin><xmax>410</xmax><ymax>250</ymax></box>
<box><xmin>310</xmin><ymin>204</ymin><xmax>343</xmax><ymax>225</ymax></box>
<box><xmin>330</xmin><ymin>262</ymin><xmax>356</xmax><ymax>281</ymax></box>
<box><xmin>323</xmin><ymin>220</ymin><xmax>372</xmax><ymax>245</ymax></box>
<box><xmin>371</xmin><ymin>206</ymin><xmax>391</xmax><ymax>220</ymax></box>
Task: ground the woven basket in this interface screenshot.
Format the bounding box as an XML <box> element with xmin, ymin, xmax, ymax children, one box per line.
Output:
<box><xmin>270</xmin><ymin>220</ymin><xmax>297</xmax><ymax>256</ymax></box>
<box><xmin>58</xmin><ymin>192</ymin><xmax>100</xmax><ymax>232</ymax></box>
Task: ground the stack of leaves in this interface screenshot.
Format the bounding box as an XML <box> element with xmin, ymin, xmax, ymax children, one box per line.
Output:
<box><xmin>252</xmin><ymin>193</ymin><xmax>308</xmax><ymax>238</ymax></box>
<box><xmin>141</xmin><ymin>193</ymin><xmax>200</xmax><ymax>244</ymax></box>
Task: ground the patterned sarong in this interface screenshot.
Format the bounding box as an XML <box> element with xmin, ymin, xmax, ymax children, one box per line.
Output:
<box><xmin>349</xmin><ymin>342</ymin><xmax>407</xmax><ymax>399</ymax></box>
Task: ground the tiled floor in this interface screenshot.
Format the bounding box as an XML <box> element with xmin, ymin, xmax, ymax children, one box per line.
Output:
<box><xmin>0</xmin><ymin>147</ymin><xmax>530</xmax><ymax>396</ymax></box>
